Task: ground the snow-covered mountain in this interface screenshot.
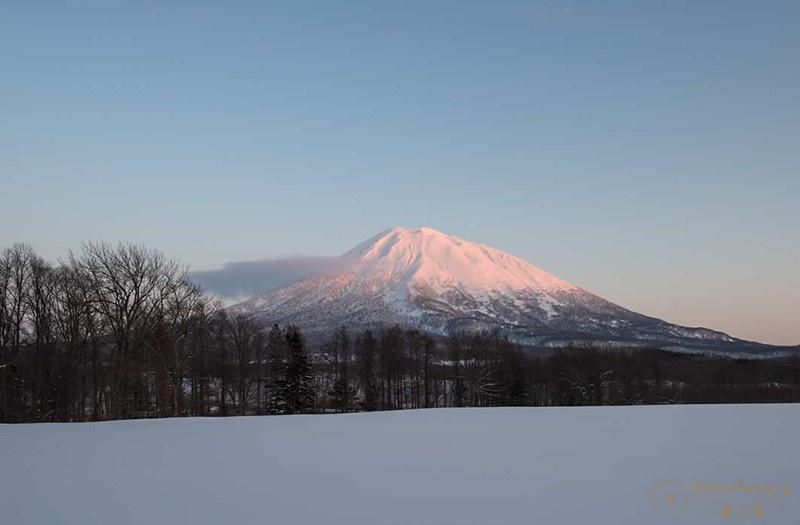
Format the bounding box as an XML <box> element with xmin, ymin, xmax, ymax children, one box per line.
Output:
<box><xmin>231</xmin><ymin>227</ymin><xmax>787</xmax><ymax>354</ymax></box>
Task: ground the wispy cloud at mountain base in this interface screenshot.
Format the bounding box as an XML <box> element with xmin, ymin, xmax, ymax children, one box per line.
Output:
<box><xmin>191</xmin><ymin>256</ymin><xmax>360</xmax><ymax>301</ymax></box>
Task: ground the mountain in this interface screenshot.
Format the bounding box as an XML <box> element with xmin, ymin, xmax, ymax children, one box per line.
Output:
<box><xmin>231</xmin><ymin>227</ymin><xmax>791</xmax><ymax>356</ymax></box>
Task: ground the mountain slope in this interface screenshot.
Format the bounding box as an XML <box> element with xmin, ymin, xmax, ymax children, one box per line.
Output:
<box><xmin>231</xmin><ymin>227</ymin><xmax>788</xmax><ymax>355</ymax></box>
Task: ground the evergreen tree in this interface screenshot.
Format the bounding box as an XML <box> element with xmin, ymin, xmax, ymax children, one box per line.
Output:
<box><xmin>264</xmin><ymin>324</ymin><xmax>287</xmax><ymax>415</ymax></box>
<box><xmin>284</xmin><ymin>325</ymin><xmax>314</xmax><ymax>414</ymax></box>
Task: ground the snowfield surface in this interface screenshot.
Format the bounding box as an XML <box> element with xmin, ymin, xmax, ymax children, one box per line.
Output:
<box><xmin>2</xmin><ymin>406</ymin><xmax>797</xmax><ymax>524</ymax></box>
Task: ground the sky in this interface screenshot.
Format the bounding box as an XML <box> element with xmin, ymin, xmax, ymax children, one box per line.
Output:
<box><xmin>1</xmin><ymin>1</ymin><xmax>798</xmax><ymax>345</ymax></box>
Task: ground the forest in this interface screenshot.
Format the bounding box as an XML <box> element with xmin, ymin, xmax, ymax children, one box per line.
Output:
<box><xmin>1</xmin><ymin>242</ymin><xmax>799</xmax><ymax>423</ymax></box>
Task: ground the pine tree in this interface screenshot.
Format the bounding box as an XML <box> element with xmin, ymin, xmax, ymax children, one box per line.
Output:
<box><xmin>284</xmin><ymin>325</ymin><xmax>314</xmax><ymax>414</ymax></box>
<box><xmin>264</xmin><ymin>324</ymin><xmax>287</xmax><ymax>415</ymax></box>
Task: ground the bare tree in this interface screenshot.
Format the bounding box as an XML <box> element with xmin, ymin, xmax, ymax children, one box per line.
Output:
<box><xmin>3</xmin><ymin>244</ymin><xmax>34</xmax><ymax>353</ymax></box>
<box><xmin>74</xmin><ymin>242</ymin><xmax>187</xmax><ymax>418</ymax></box>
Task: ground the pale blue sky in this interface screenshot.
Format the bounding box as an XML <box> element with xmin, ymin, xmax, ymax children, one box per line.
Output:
<box><xmin>2</xmin><ymin>1</ymin><xmax>798</xmax><ymax>344</ymax></box>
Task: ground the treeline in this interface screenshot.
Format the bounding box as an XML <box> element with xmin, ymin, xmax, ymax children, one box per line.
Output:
<box><xmin>1</xmin><ymin>242</ymin><xmax>799</xmax><ymax>423</ymax></box>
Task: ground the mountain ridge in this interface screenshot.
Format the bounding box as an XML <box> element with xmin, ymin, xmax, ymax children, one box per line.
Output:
<box><xmin>231</xmin><ymin>227</ymin><xmax>794</xmax><ymax>357</ymax></box>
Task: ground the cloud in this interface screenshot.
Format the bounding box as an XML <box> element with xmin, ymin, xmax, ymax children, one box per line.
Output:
<box><xmin>191</xmin><ymin>256</ymin><xmax>360</xmax><ymax>302</ymax></box>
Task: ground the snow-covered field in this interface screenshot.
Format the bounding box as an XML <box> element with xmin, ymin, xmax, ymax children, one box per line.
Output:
<box><xmin>1</xmin><ymin>405</ymin><xmax>797</xmax><ymax>524</ymax></box>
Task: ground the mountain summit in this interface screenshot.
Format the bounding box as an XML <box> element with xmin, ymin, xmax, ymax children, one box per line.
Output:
<box><xmin>343</xmin><ymin>227</ymin><xmax>576</xmax><ymax>295</ymax></box>
<box><xmin>232</xmin><ymin>227</ymin><xmax>783</xmax><ymax>355</ymax></box>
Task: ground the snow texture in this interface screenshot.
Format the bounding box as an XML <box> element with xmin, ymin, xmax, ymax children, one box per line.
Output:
<box><xmin>344</xmin><ymin>226</ymin><xmax>577</xmax><ymax>295</ymax></box>
<box><xmin>1</xmin><ymin>406</ymin><xmax>797</xmax><ymax>524</ymax></box>
<box><xmin>231</xmin><ymin>227</ymin><xmax>787</xmax><ymax>354</ymax></box>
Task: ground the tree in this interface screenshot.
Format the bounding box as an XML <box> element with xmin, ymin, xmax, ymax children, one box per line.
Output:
<box><xmin>26</xmin><ymin>254</ymin><xmax>57</xmax><ymax>418</ymax></box>
<box><xmin>264</xmin><ymin>324</ymin><xmax>288</xmax><ymax>415</ymax></box>
<box><xmin>329</xmin><ymin>327</ymin><xmax>355</xmax><ymax>412</ymax></box>
<box><xmin>378</xmin><ymin>326</ymin><xmax>404</xmax><ymax>410</ymax></box>
<box><xmin>0</xmin><ymin>245</ymin><xmax>34</xmax><ymax>421</ymax></box>
<box><xmin>421</xmin><ymin>334</ymin><xmax>436</xmax><ymax>408</ymax></box>
<box><xmin>355</xmin><ymin>329</ymin><xmax>378</xmax><ymax>411</ymax></box>
<box><xmin>74</xmin><ymin>242</ymin><xmax>186</xmax><ymax>418</ymax></box>
<box><xmin>284</xmin><ymin>325</ymin><xmax>314</xmax><ymax>414</ymax></box>
<box><xmin>146</xmin><ymin>271</ymin><xmax>209</xmax><ymax>417</ymax></box>
<box><xmin>227</xmin><ymin>314</ymin><xmax>260</xmax><ymax>416</ymax></box>
<box><xmin>2</xmin><ymin>244</ymin><xmax>34</xmax><ymax>354</ymax></box>
<box><xmin>448</xmin><ymin>335</ymin><xmax>467</xmax><ymax>408</ymax></box>
<box><xmin>498</xmin><ymin>347</ymin><xmax>529</xmax><ymax>406</ymax></box>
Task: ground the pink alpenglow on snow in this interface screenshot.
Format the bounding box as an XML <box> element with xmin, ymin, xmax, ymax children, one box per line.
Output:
<box><xmin>230</xmin><ymin>226</ymin><xmax>790</xmax><ymax>355</ymax></box>
<box><xmin>344</xmin><ymin>227</ymin><xmax>577</xmax><ymax>295</ymax></box>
